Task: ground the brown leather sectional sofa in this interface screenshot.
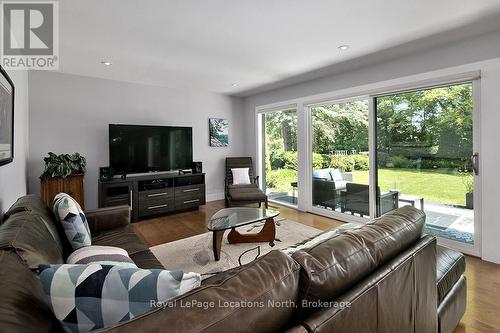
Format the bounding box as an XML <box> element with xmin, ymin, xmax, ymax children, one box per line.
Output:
<box><xmin>0</xmin><ymin>195</ymin><xmax>466</xmax><ymax>333</ymax></box>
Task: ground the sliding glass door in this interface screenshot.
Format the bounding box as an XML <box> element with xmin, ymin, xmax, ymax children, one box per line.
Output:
<box><xmin>261</xmin><ymin>108</ymin><xmax>298</xmax><ymax>207</ymax></box>
<box><xmin>310</xmin><ymin>99</ymin><xmax>370</xmax><ymax>220</ymax></box>
<box><xmin>257</xmin><ymin>77</ymin><xmax>480</xmax><ymax>254</ymax></box>
<box><xmin>375</xmin><ymin>82</ymin><xmax>478</xmax><ymax>248</ymax></box>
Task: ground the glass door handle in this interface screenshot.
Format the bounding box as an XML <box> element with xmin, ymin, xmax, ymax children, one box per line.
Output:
<box><xmin>471</xmin><ymin>153</ymin><xmax>479</xmax><ymax>175</ymax></box>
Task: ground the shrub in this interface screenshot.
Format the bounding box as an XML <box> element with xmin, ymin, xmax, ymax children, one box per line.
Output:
<box><xmin>352</xmin><ymin>154</ymin><xmax>369</xmax><ymax>171</ymax></box>
<box><xmin>312</xmin><ymin>153</ymin><xmax>323</xmax><ymax>169</ymax></box>
<box><xmin>328</xmin><ymin>155</ymin><xmax>355</xmax><ymax>172</ymax></box>
<box><xmin>266</xmin><ymin>169</ymin><xmax>297</xmax><ymax>191</ymax></box>
<box><xmin>419</xmin><ymin>158</ymin><xmax>466</xmax><ymax>170</ymax></box>
<box><xmin>388</xmin><ymin>155</ymin><xmax>411</xmax><ymax>168</ymax></box>
<box><xmin>282</xmin><ymin>151</ymin><xmax>298</xmax><ymax>170</ymax></box>
<box><xmin>269</xmin><ymin>151</ymin><xmax>298</xmax><ymax>170</ymax></box>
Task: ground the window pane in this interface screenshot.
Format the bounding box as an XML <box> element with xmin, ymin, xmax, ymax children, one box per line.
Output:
<box><xmin>311</xmin><ymin>100</ymin><xmax>371</xmax><ymax>219</ymax></box>
<box><xmin>375</xmin><ymin>83</ymin><xmax>474</xmax><ymax>244</ymax></box>
<box><xmin>263</xmin><ymin>109</ymin><xmax>298</xmax><ymax>206</ymax></box>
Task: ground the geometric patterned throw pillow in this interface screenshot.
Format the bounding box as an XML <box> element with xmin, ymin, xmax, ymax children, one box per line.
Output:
<box><xmin>38</xmin><ymin>264</ymin><xmax>201</xmax><ymax>333</ymax></box>
<box><xmin>53</xmin><ymin>193</ymin><xmax>91</xmax><ymax>250</ymax></box>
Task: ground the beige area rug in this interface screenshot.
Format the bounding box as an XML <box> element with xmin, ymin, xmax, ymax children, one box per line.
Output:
<box><xmin>150</xmin><ymin>218</ymin><xmax>321</xmax><ymax>276</ymax></box>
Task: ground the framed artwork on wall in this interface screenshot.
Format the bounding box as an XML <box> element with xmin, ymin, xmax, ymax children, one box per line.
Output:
<box><xmin>0</xmin><ymin>66</ymin><xmax>14</xmax><ymax>166</ymax></box>
<box><xmin>209</xmin><ymin>118</ymin><xmax>229</xmax><ymax>147</ymax></box>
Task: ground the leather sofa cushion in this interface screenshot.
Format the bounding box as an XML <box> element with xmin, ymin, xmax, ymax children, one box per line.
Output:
<box><xmin>130</xmin><ymin>250</ymin><xmax>164</xmax><ymax>269</ymax></box>
<box><xmin>92</xmin><ymin>225</ymin><xmax>149</xmax><ymax>255</ymax></box>
<box><xmin>99</xmin><ymin>250</ymin><xmax>300</xmax><ymax>333</ymax></box>
<box><xmin>292</xmin><ymin>205</ymin><xmax>425</xmax><ymax>303</ymax></box>
<box><xmin>0</xmin><ymin>251</ymin><xmax>63</xmax><ymax>333</ymax></box>
<box><xmin>436</xmin><ymin>245</ymin><xmax>465</xmax><ymax>303</ymax></box>
<box><xmin>4</xmin><ymin>195</ymin><xmax>69</xmax><ymax>255</ymax></box>
<box><xmin>4</xmin><ymin>194</ymin><xmax>53</xmax><ymax>220</ymax></box>
<box><xmin>438</xmin><ymin>275</ymin><xmax>467</xmax><ymax>333</ymax></box>
<box><xmin>0</xmin><ymin>211</ymin><xmax>65</xmax><ymax>268</ymax></box>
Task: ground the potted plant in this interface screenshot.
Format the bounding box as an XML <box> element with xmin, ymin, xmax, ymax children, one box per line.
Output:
<box><xmin>40</xmin><ymin>152</ymin><xmax>86</xmax><ymax>208</ymax></box>
<box><xmin>460</xmin><ymin>172</ymin><xmax>473</xmax><ymax>209</ymax></box>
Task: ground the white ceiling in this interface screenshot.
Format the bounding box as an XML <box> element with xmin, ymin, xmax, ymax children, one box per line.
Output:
<box><xmin>58</xmin><ymin>0</ymin><xmax>500</xmax><ymax>95</ymax></box>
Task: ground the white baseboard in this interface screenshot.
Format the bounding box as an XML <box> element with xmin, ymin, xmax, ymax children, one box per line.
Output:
<box><xmin>206</xmin><ymin>192</ymin><xmax>224</xmax><ymax>202</ymax></box>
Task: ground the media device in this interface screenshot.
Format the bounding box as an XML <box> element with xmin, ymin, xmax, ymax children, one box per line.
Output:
<box><xmin>192</xmin><ymin>161</ymin><xmax>202</xmax><ymax>174</ymax></box>
<box><xmin>109</xmin><ymin>124</ymin><xmax>193</xmax><ymax>175</ymax></box>
<box><xmin>139</xmin><ymin>178</ymin><xmax>172</xmax><ymax>191</ymax></box>
<box><xmin>99</xmin><ymin>167</ymin><xmax>114</xmax><ymax>181</ymax></box>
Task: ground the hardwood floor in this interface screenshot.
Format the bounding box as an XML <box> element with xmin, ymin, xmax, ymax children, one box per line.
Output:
<box><xmin>132</xmin><ymin>200</ymin><xmax>344</xmax><ymax>247</ymax></box>
<box><xmin>132</xmin><ymin>200</ymin><xmax>500</xmax><ymax>333</ymax></box>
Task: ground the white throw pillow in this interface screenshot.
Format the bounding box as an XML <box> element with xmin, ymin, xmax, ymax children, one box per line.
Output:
<box><xmin>232</xmin><ymin>168</ymin><xmax>251</xmax><ymax>185</ymax></box>
<box><xmin>67</xmin><ymin>245</ymin><xmax>137</xmax><ymax>268</ymax></box>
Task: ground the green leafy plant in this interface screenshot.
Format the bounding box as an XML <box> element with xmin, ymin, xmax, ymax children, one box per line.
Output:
<box><xmin>460</xmin><ymin>172</ymin><xmax>473</xmax><ymax>194</ymax></box>
<box><xmin>40</xmin><ymin>152</ymin><xmax>86</xmax><ymax>180</ymax></box>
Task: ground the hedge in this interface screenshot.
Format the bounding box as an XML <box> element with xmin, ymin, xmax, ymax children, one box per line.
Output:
<box><xmin>269</xmin><ymin>151</ymin><xmax>369</xmax><ymax>172</ymax></box>
<box><xmin>268</xmin><ymin>151</ymin><xmax>466</xmax><ymax>172</ymax></box>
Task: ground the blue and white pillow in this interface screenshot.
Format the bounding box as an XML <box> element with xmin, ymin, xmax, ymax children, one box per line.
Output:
<box><xmin>53</xmin><ymin>193</ymin><xmax>91</xmax><ymax>250</ymax></box>
<box><xmin>38</xmin><ymin>264</ymin><xmax>201</xmax><ymax>333</ymax></box>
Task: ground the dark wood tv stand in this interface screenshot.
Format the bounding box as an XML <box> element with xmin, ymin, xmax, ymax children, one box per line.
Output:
<box><xmin>98</xmin><ymin>172</ymin><xmax>206</xmax><ymax>222</ymax></box>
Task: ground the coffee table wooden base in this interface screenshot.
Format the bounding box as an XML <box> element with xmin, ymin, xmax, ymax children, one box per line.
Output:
<box><xmin>212</xmin><ymin>217</ymin><xmax>276</xmax><ymax>261</ymax></box>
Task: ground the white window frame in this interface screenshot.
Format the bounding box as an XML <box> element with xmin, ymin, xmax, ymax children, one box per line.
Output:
<box><xmin>254</xmin><ymin>68</ymin><xmax>482</xmax><ymax>256</ymax></box>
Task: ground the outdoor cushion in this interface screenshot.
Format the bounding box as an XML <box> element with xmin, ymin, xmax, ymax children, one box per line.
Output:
<box><xmin>231</xmin><ymin>167</ymin><xmax>251</xmax><ymax>184</ymax></box>
<box><xmin>38</xmin><ymin>263</ymin><xmax>201</xmax><ymax>333</ymax></box>
<box><xmin>312</xmin><ymin>169</ymin><xmax>332</xmax><ymax>180</ymax></box>
<box><xmin>330</xmin><ymin>168</ymin><xmax>343</xmax><ymax>182</ymax></box>
<box><xmin>436</xmin><ymin>245</ymin><xmax>465</xmax><ymax>303</ymax></box>
<box><xmin>333</xmin><ymin>180</ymin><xmax>348</xmax><ymax>189</ymax></box>
<box><xmin>52</xmin><ymin>193</ymin><xmax>91</xmax><ymax>250</ymax></box>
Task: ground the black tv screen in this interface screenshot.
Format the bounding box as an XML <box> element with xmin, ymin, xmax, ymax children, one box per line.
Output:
<box><xmin>109</xmin><ymin>124</ymin><xmax>193</xmax><ymax>174</ymax></box>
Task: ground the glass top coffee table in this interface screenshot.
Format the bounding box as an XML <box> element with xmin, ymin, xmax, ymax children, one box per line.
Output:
<box><xmin>208</xmin><ymin>207</ymin><xmax>279</xmax><ymax>261</ymax></box>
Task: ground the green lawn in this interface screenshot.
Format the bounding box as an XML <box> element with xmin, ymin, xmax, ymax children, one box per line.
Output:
<box><xmin>352</xmin><ymin>168</ymin><xmax>467</xmax><ymax>206</ymax></box>
<box><xmin>267</xmin><ymin>168</ymin><xmax>468</xmax><ymax>206</ymax></box>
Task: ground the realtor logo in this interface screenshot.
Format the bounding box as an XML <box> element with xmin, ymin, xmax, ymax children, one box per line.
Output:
<box><xmin>1</xmin><ymin>1</ymin><xmax>59</xmax><ymax>69</ymax></box>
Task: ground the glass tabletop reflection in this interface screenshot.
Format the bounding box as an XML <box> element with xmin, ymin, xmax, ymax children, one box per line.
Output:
<box><xmin>208</xmin><ymin>207</ymin><xmax>279</xmax><ymax>231</ymax></box>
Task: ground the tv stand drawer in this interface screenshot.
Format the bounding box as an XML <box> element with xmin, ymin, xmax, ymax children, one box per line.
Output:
<box><xmin>175</xmin><ymin>196</ymin><xmax>205</xmax><ymax>209</ymax></box>
<box><xmin>175</xmin><ymin>184</ymin><xmax>205</xmax><ymax>196</ymax></box>
<box><xmin>139</xmin><ymin>188</ymin><xmax>174</xmax><ymax>201</ymax></box>
<box><xmin>138</xmin><ymin>199</ymin><xmax>175</xmax><ymax>217</ymax></box>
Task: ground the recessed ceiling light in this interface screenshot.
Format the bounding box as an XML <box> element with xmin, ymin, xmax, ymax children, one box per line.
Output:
<box><xmin>100</xmin><ymin>61</ymin><xmax>112</xmax><ymax>66</ymax></box>
<box><xmin>338</xmin><ymin>45</ymin><xmax>349</xmax><ymax>51</ymax></box>
<box><xmin>231</xmin><ymin>83</ymin><xmax>239</xmax><ymax>87</ymax></box>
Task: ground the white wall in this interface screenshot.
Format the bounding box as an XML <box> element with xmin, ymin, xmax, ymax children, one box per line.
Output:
<box><xmin>242</xmin><ymin>30</ymin><xmax>500</xmax><ymax>264</ymax></box>
<box><xmin>28</xmin><ymin>71</ymin><xmax>245</xmax><ymax>209</ymax></box>
<box><xmin>0</xmin><ymin>70</ymin><xmax>29</xmax><ymax>216</ymax></box>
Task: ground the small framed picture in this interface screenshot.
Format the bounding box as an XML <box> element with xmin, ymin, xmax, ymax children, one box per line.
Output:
<box><xmin>209</xmin><ymin>118</ymin><xmax>229</xmax><ymax>147</ymax></box>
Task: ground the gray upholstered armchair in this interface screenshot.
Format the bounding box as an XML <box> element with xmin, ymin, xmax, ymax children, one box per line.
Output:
<box><xmin>225</xmin><ymin>157</ymin><xmax>268</xmax><ymax>208</ymax></box>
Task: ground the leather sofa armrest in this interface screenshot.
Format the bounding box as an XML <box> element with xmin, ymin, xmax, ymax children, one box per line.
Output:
<box><xmin>85</xmin><ymin>205</ymin><xmax>131</xmax><ymax>234</ymax></box>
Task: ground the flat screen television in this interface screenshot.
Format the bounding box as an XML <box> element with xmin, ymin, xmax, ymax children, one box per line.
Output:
<box><xmin>109</xmin><ymin>124</ymin><xmax>193</xmax><ymax>174</ymax></box>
